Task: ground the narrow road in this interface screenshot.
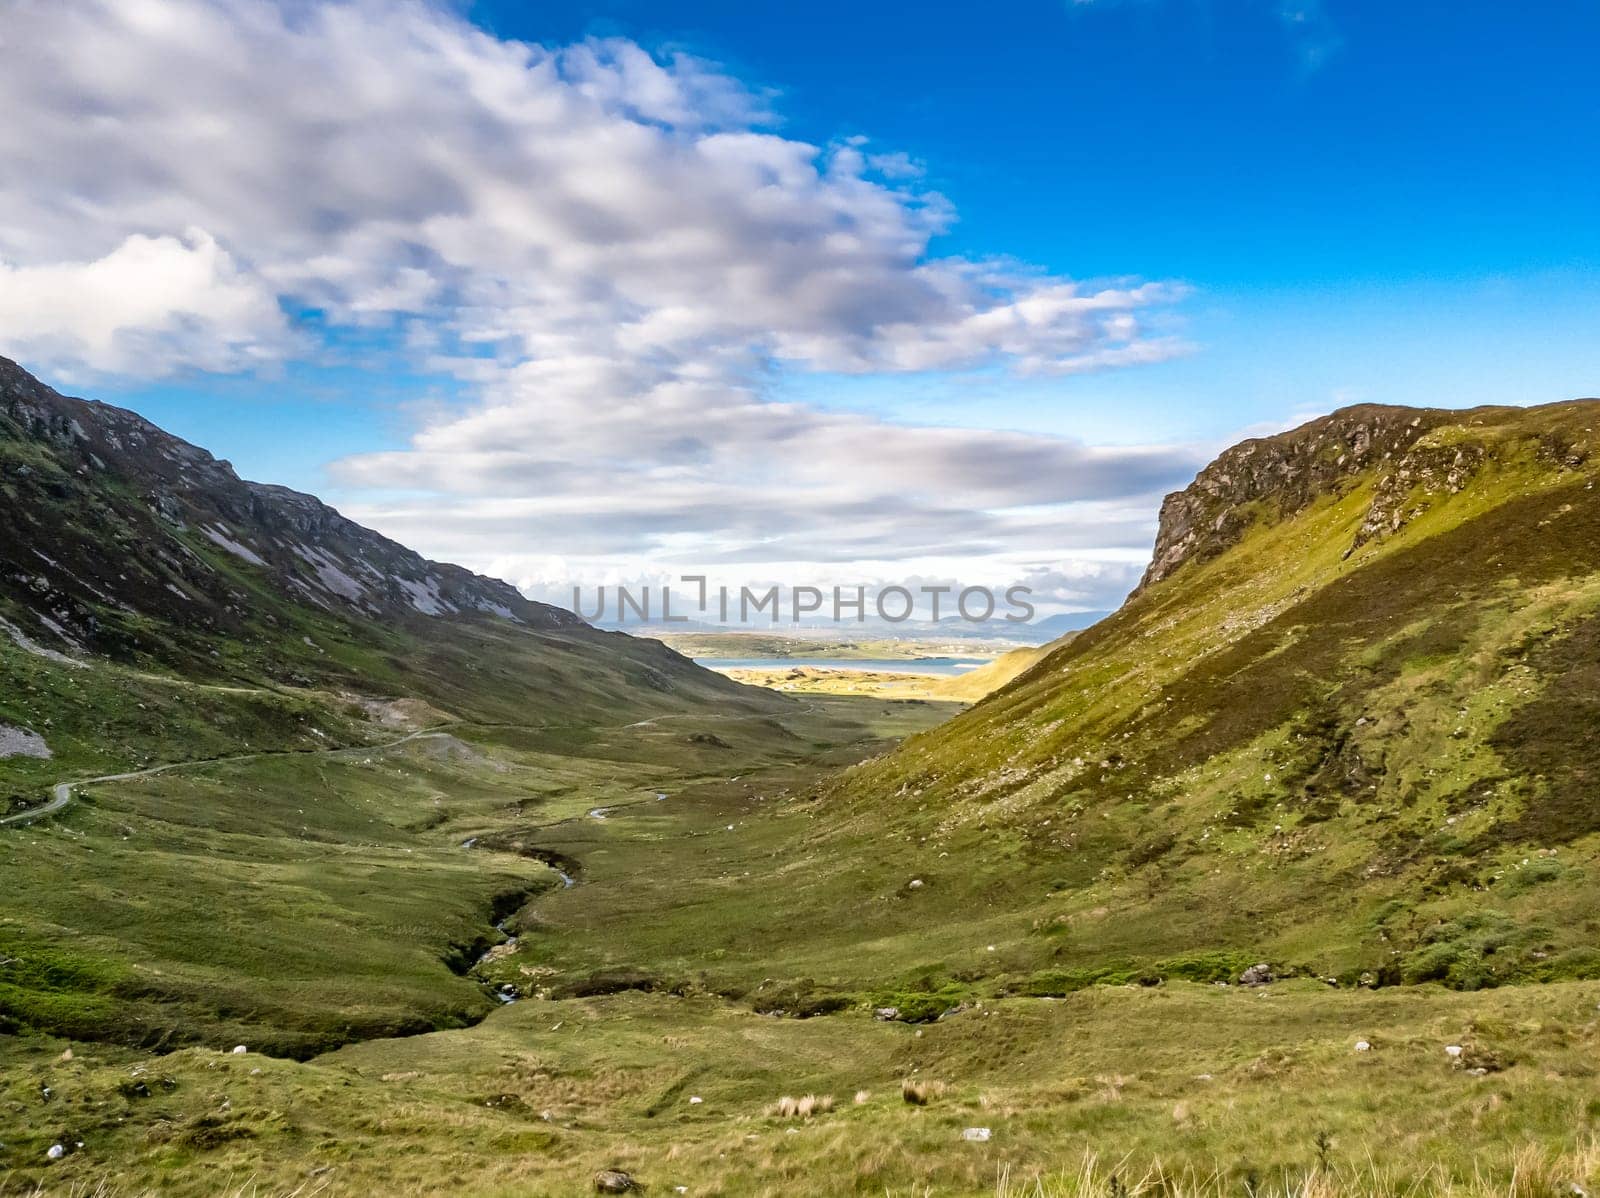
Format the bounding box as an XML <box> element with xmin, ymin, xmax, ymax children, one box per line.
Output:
<box><xmin>5</xmin><ymin>696</ymin><xmax>813</xmax><ymax>830</ymax></box>
<box><xmin>0</xmin><ymin>729</ymin><xmax>454</xmax><ymax>828</ymax></box>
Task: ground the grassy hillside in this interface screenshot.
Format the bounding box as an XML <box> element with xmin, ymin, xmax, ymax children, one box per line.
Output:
<box><xmin>804</xmin><ymin>399</ymin><xmax>1600</xmax><ymax>991</ymax></box>
<box><xmin>6</xmin><ymin>687</ymin><xmax>1599</xmax><ymax>1196</ymax></box>
<box><xmin>0</xmin><ymin>354</ymin><xmax>772</xmax><ymax>772</ymax></box>
<box><xmin>931</xmin><ymin>642</ymin><xmax>1061</xmax><ymax>701</ymax></box>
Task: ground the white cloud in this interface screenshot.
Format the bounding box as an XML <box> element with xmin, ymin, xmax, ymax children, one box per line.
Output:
<box><xmin>0</xmin><ymin>0</ymin><xmax>1200</xmax><ymax>593</ymax></box>
<box><xmin>0</xmin><ymin>229</ymin><xmax>292</xmax><ymax>378</ymax></box>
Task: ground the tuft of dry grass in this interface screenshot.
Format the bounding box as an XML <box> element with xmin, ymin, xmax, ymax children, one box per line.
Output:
<box><xmin>770</xmin><ymin>1093</ymin><xmax>835</xmax><ymax>1119</ymax></box>
<box><xmin>17</xmin><ymin>1177</ymin><xmax>336</xmax><ymax>1198</ymax></box>
<box><xmin>901</xmin><ymin>1077</ymin><xmax>948</xmax><ymax>1106</ymax></box>
<box><xmin>990</xmin><ymin>1140</ymin><xmax>1600</xmax><ymax>1197</ymax></box>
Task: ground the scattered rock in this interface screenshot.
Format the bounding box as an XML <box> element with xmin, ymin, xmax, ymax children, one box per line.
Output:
<box><xmin>874</xmin><ymin>1006</ymin><xmax>901</xmax><ymax>1021</ymax></box>
<box><xmin>688</xmin><ymin>1095</ymin><xmax>702</xmax><ymax>1105</ymax></box>
<box><xmin>46</xmin><ymin>1144</ymin><xmax>64</xmax><ymax>1161</ymax></box>
<box><xmin>1239</xmin><ymin>963</ymin><xmax>1273</xmax><ymax>986</ymax></box>
<box><xmin>961</xmin><ymin>1127</ymin><xmax>992</xmax><ymax>1142</ymax></box>
<box><xmin>0</xmin><ymin>724</ymin><xmax>51</xmax><ymax>760</ymax></box>
<box><xmin>908</xmin><ymin>879</ymin><xmax>924</xmax><ymax>889</ymax></box>
<box><xmin>1354</xmin><ymin>1040</ymin><xmax>1371</xmax><ymax>1052</ymax></box>
<box><xmin>594</xmin><ymin>1169</ymin><xmax>638</xmax><ymax>1193</ymax></box>
<box><xmin>231</xmin><ymin>1045</ymin><xmax>248</xmax><ymax>1055</ymax></box>
<box><xmin>1445</xmin><ymin>1044</ymin><xmax>1463</xmax><ymax>1058</ymax></box>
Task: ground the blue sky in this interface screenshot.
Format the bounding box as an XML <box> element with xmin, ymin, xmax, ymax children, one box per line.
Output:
<box><xmin>1</xmin><ymin>0</ymin><xmax>1595</xmax><ymax>615</ymax></box>
<box><xmin>120</xmin><ymin>0</ymin><xmax>1600</xmax><ymax>463</ymax></box>
<box><xmin>486</xmin><ymin>0</ymin><xmax>1600</xmax><ymax>439</ymax></box>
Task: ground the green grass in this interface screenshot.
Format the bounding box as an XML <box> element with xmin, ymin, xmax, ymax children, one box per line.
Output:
<box><xmin>787</xmin><ymin>403</ymin><xmax>1600</xmax><ymax>995</ymax></box>
<box><xmin>0</xmin><ymin>667</ymin><xmax>951</xmax><ymax>1056</ymax></box>
<box><xmin>6</xmin><ymin>979</ymin><xmax>1600</xmax><ymax>1195</ymax></box>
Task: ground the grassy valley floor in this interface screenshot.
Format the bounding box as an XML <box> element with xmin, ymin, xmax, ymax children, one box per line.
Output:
<box><xmin>3</xmin><ymin>684</ymin><xmax>1599</xmax><ymax>1195</ymax></box>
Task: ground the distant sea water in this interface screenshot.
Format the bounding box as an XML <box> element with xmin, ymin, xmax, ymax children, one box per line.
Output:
<box><xmin>694</xmin><ymin>655</ymin><xmax>987</xmax><ymax>677</ymax></box>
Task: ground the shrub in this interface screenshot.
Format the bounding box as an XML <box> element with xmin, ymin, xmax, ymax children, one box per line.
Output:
<box><xmin>1495</xmin><ymin>856</ymin><xmax>1567</xmax><ymax>896</ymax></box>
<box><xmin>871</xmin><ymin>982</ymin><xmax>970</xmax><ymax>1022</ymax></box>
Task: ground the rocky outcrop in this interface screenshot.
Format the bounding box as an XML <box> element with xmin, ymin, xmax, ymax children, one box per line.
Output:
<box><xmin>1136</xmin><ymin>404</ymin><xmax>1494</xmax><ymax>592</ymax></box>
<box><xmin>1345</xmin><ymin>437</ymin><xmax>1489</xmax><ymax>555</ymax></box>
<box><xmin>0</xmin><ymin>724</ymin><xmax>51</xmax><ymax>759</ymax></box>
<box><xmin>0</xmin><ymin>355</ymin><xmax>580</xmax><ymax>663</ymax></box>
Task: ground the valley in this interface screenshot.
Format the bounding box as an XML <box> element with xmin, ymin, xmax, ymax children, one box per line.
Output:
<box><xmin>5</xmin><ymin>696</ymin><xmax>1599</xmax><ymax>1197</ymax></box>
<box><xmin>4</xmin><ymin>357</ymin><xmax>1600</xmax><ymax>1195</ymax></box>
<box><xmin>7</xmin><ymin>688</ymin><xmax>1600</xmax><ymax>1197</ymax></box>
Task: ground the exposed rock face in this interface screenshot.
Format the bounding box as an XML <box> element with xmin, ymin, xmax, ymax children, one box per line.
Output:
<box><xmin>0</xmin><ymin>355</ymin><xmax>581</xmax><ymax>664</ymax></box>
<box><xmin>0</xmin><ymin>724</ymin><xmax>51</xmax><ymax>759</ymax></box>
<box><xmin>1137</xmin><ymin>405</ymin><xmax>1460</xmax><ymax>593</ymax></box>
<box><xmin>1138</xmin><ymin>401</ymin><xmax>1597</xmax><ymax>595</ymax></box>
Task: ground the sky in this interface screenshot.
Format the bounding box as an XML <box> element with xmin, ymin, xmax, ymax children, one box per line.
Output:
<box><xmin>0</xmin><ymin>0</ymin><xmax>1595</xmax><ymax>620</ymax></box>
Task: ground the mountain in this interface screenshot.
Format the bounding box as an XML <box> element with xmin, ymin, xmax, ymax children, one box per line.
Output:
<box><xmin>0</xmin><ymin>352</ymin><xmax>579</xmax><ymax>660</ymax></box>
<box><xmin>1018</xmin><ymin>610</ymin><xmax>1112</xmax><ymax>641</ymax></box>
<box><xmin>814</xmin><ymin>399</ymin><xmax>1600</xmax><ymax>990</ymax></box>
<box><xmin>0</xmin><ymin>355</ymin><xmax>778</xmax><ymax>788</ymax></box>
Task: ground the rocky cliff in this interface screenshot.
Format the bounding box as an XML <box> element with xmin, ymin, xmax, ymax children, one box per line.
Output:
<box><xmin>1135</xmin><ymin>402</ymin><xmax>1592</xmax><ymax>592</ymax></box>
<box><xmin>0</xmin><ymin>355</ymin><xmax>579</xmax><ymax>665</ymax></box>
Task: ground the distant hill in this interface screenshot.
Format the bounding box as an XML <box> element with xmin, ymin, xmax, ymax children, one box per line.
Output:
<box><xmin>923</xmin><ymin>640</ymin><xmax>1065</xmax><ymax>700</ymax></box>
<box><xmin>1018</xmin><ymin>610</ymin><xmax>1112</xmax><ymax>641</ymax></box>
<box><xmin>820</xmin><ymin>399</ymin><xmax>1600</xmax><ymax>989</ymax></box>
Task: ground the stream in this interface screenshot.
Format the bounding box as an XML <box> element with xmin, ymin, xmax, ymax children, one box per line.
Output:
<box><xmin>459</xmin><ymin>833</ymin><xmax>584</xmax><ymax>1005</ymax></box>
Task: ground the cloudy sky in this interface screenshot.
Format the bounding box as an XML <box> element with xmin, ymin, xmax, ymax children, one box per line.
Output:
<box><xmin>1</xmin><ymin>0</ymin><xmax>1596</xmax><ymax>620</ymax></box>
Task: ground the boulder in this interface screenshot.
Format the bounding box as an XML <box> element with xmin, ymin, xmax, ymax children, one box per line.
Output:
<box><xmin>594</xmin><ymin>1170</ymin><xmax>637</xmax><ymax>1194</ymax></box>
<box><xmin>1239</xmin><ymin>963</ymin><xmax>1273</xmax><ymax>986</ymax></box>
